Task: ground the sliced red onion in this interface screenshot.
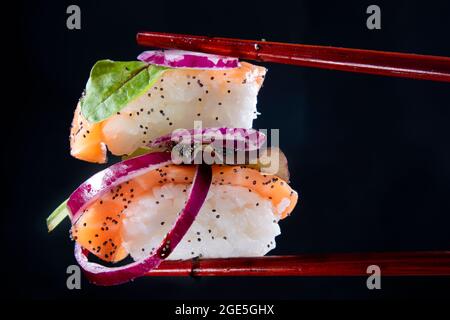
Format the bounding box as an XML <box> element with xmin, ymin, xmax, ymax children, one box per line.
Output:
<box><xmin>138</xmin><ymin>50</ymin><xmax>239</xmax><ymax>69</ymax></box>
<box><xmin>149</xmin><ymin>127</ymin><xmax>266</xmax><ymax>152</ymax></box>
<box><xmin>67</xmin><ymin>152</ymin><xmax>172</xmax><ymax>224</ymax></box>
<box><xmin>75</xmin><ymin>164</ymin><xmax>212</xmax><ymax>286</ymax></box>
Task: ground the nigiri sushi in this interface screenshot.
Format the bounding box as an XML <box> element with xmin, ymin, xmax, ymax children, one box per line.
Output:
<box><xmin>48</xmin><ymin>50</ymin><xmax>299</xmax><ymax>286</ymax></box>
<box><xmin>70</xmin><ymin>59</ymin><xmax>266</xmax><ymax>163</ymax></box>
<box><xmin>71</xmin><ymin>163</ymin><xmax>297</xmax><ymax>263</ymax></box>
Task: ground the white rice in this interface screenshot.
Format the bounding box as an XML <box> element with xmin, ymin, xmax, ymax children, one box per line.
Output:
<box><xmin>102</xmin><ymin>65</ymin><xmax>265</xmax><ymax>155</ymax></box>
<box><xmin>121</xmin><ymin>184</ymin><xmax>281</xmax><ymax>260</ymax></box>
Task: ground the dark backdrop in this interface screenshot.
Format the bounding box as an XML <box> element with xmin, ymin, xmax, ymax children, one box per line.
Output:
<box><xmin>8</xmin><ymin>0</ymin><xmax>450</xmax><ymax>299</ymax></box>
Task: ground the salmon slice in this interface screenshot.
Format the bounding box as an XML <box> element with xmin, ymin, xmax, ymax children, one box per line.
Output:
<box><xmin>72</xmin><ymin>164</ymin><xmax>298</xmax><ymax>263</ymax></box>
<box><xmin>70</xmin><ymin>103</ymin><xmax>106</xmax><ymax>163</ymax></box>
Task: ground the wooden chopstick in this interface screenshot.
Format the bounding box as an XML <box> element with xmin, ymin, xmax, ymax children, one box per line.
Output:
<box><xmin>137</xmin><ymin>31</ymin><xmax>450</xmax><ymax>82</ymax></box>
<box><xmin>147</xmin><ymin>251</ymin><xmax>450</xmax><ymax>277</ymax></box>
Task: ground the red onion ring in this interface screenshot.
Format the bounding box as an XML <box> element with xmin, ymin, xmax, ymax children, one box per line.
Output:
<box><xmin>137</xmin><ymin>50</ymin><xmax>239</xmax><ymax>69</ymax></box>
<box><xmin>149</xmin><ymin>127</ymin><xmax>266</xmax><ymax>152</ymax></box>
<box><xmin>67</xmin><ymin>152</ymin><xmax>172</xmax><ymax>224</ymax></box>
<box><xmin>75</xmin><ymin>163</ymin><xmax>212</xmax><ymax>286</ymax></box>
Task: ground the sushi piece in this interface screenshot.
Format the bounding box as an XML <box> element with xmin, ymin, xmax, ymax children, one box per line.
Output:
<box><xmin>71</xmin><ymin>164</ymin><xmax>297</xmax><ymax>263</ymax></box>
<box><xmin>70</xmin><ymin>58</ymin><xmax>266</xmax><ymax>163</ymax></box>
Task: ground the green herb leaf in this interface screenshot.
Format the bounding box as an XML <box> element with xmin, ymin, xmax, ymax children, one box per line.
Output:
<box><xmin>81</xmin><ymin>60</ymin><xmax>167</xmax><ymax>123</ymax></box>
<box><xmin>121</xmin><ymin>146</ymin><xmax>152</xmax><ymax>161</ymax></box>
<box><xmin>121</xmin><ymin>145</ymin><xmax>174</xmax><ymax>161</ymax></box>
<box><xmin>47</xmin><ymin>199</ymin><xmax>70</xmax><ymax>232</ymax></box>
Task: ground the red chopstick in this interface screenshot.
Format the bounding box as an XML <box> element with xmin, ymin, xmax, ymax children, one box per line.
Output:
<box><xmin>147</xmin><ymin>251</ymin><xmax>450</xmax><ymax>277</ymax></box>
<box><xmin>137</xmin><ymin>32</ymin><xmax>450</xmax><ymax>82</ymax></box>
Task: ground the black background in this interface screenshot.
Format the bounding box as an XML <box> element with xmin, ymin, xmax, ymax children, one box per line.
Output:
<box><xmin>8</xmin><ymin>0</ymin><xmax>450</xmax><ymax>299</ymax></box>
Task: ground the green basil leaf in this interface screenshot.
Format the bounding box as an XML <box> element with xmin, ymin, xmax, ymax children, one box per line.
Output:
<box><xmin>47</xmin><ymin>199</ymin><xmax>70</xmax><ymax>232</ymax></box>
<box><xmin>81</xmin><ymin>60</ymin><xmax>167</xmax><ymax>123</ymax></box>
